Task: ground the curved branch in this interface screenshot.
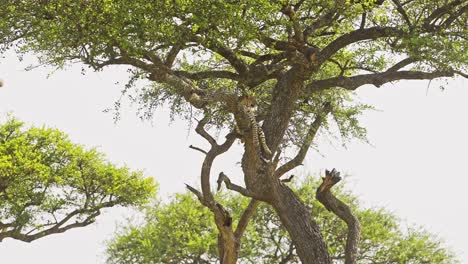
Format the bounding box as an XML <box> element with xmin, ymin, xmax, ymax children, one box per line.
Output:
<box><xmin>195</xmin><ymin>114</ymin><xmax>217</xmax><ymax>147</ymax></box>
<box><xmin>217</xmin><ymin>172</ymin><xmax>254</xmax><ymax>198</ymax></box>
<box><xmin>319</xmin><ymin>27</ymin><xmax>405</xmax><ymax>65</ymax></box>
<box><xmin>316</xmin><ymin>169</ymin><xmax>360</xmax><ymax>264</ymax></box>
<box><xmin>307</xmin><ymin>69</ymin><xmax>457</xmax><ymax>93</ymax></box>
<box><xmin>0</xmin><ymin>204</ymin><xmax>108</xmax><ymax>243</ymax></box>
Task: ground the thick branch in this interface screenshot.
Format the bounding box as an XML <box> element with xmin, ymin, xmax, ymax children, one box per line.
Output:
<box><xmin>316</xmin><ymin>169</ymin><xmax>360</xmax><ymax>264</ymax></box>
<box><xmin>195</xmin><ymin>114</ymin><xmax>217</xmax><ymax>147</ymax></box>
<box><xmin>234</xmin><ymin>199</ymin><xmax>260</xmax><ymax>238</ymax></box>
<box><xmin>209</xmin><ymin>44</ymin><xmax>248</xmax><ymax>75</ymax></box>
<box><xmin>91</xmin><ymin>48</ymin><xmax>238</xmax><ymax>111</ymax></box>
<box><xmin>391</xmin><ymin>0</ymin><xmax>412</xmax><ymax>29</ymax></box>
<box><xmin>192</xmin><ymin>114</ymin><xmax>238</xmax><ymax>218</ymax></box>
<box><xmin>319</xmin><ymin>27</ymin><xmax>405</xmax><ymax>64</ymax></box>
<box><xmin>217</xmin><ymin>172</ymin><xmax>254</xmax><ymax>198</ymax></box>
<box><xmin>175</xmin><ymin>70</ymin><xmax>239</xmax><ymax>81</ymax></box>
<box><xmin>262</xmin><ymin>67</ymin><xmax>307</xmax><ymax>154</ymax></box>
<box><xmin>307</xmin><ymin>69</ymin><xmax>456</xmax><ymax>93</ymax></box>
<box><xmin>164</xmin><ymin>45</ymin><xmax>181</xmax><ymax>67</ymax></box>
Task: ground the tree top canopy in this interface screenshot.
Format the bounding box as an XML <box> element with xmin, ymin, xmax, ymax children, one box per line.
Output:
<box><xmin>0</xmin><ymin>117</ymin><xmax>156</xmax><ymax>242</ymax></box>
<box><xmin>1</xmin><ymin>1</ymin><xmax>465</xmax><ymax>140</ymax></box>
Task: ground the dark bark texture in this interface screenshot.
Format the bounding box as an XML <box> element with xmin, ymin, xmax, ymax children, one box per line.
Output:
<box><xmin>317</xmin><ymin>169</ymin><xmax>361</xmax><ymax>264</ymax></box>
<box><xmin>272</xmin><ymin>184</ymin><xmax>332</xmax><ymax>264</ymax></box>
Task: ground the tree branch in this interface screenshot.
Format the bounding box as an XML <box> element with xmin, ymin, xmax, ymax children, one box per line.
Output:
<box><xmin>0</xmin><ymin>202</ymin><xmax>113</xmax><ymax>243</ymax></box>
<box><xmin>234</xmin><ymin>199</ymin><xmax>260</xmax><ymax>238</ymax></box>
<box><xmin>307</xmin><ymin>69</ymin><xmax>457</xmax><ymax>93</ymax></box>
<box><xmin>275</xmin><ymin>103</ymin><xmax>331</xmax><ymax>178</ymax></box>
<box><xmin>175</xmin><ymin>70</ymin><xmax>239</xmax><ymax>81</ymax></box>
<box><xmin>195</xmin><ymin>114</ymin><xmax>217</xmax><ymax>147</ymax></box>
<box><xmin>316</xmin><ymin>169</ymin><xmax>360</xmax><ymax>264</ymax></box>
<box><xmin>185</xmin><ymin>184</ymin><xmax>206</xmax><ymax>205</ymax></box>
<box><xmin>189</xmin><ymin>145</ymin><xmax>208</xmax><ymax>155</ymax></box>
<box><xmin>391</xmin><ymin>0</ymin><xmax>412</xmax><ymax>29</ymax></box>
<box><xmin>319</xmin><ymin>27</ymin><xmax>405</xmax><ymax>65</ymax></box>
<box><xmin>217</xmin><ymin>172</ymin><xmax>254</xmax><ymax>198</ymax></box>
<box><xmin>208</xmin><ymin>43</ymin><xmax>248</xmax><ymax>75</ymax></box>
<box><xmin>164</xmin><ymin>45</ymin><xmax>181</xmax><ymax>67</ymax></box>
<box><xmin>386</xmin><ymin>57</ymin><xmax>416</xmax><ymax>72</ymax></box>
<box><xmin>423</xmin><ymin>0</ymin><xmax>464</xmax><ymax>29</ymax></box>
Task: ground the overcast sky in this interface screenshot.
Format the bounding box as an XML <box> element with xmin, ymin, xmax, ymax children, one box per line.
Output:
<box><xmin>1</xmin><ymin>51</ymin><xmax>467</xmax><ymax>263</ymax></box>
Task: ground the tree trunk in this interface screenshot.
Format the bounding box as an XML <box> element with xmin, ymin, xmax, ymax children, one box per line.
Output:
<box><xmin>272</xmin><ymin>184</ymin><xmax>332</xmax><ymax>264</ymax></box>
<box><xmin>217</xmin><ymin>232</ymin><xmax>239</xmax><ymax>264</ymax></box>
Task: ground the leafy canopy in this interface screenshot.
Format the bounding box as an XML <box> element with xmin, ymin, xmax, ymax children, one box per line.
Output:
<box><xmin>1</xmin><ymin>0</ymin><xmax>465</xmax><ymax>144</ymax></box>
<box><xmin>0</xmin><ymin>117</ymin><xmax>156</xmax><ymax>242</ymax></box>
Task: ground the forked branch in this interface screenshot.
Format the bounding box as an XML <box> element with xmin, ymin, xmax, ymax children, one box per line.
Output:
<box><xmin>217</xmin><ymin>172</ymin><xmax>254</xmax><ymax>198</ymax></box>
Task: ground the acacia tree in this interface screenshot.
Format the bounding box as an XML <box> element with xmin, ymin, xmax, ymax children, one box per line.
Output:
<box><xmin>0</xmin><ymin>117</ymin><xmax>155</xmax><ymax>242</ymax></box>
<box><xmin>106</xmin><ymin>177</ymin><xmax>457</xmax><ymax>264</ymax></box>
<box><xmin>0</xmin><ymin>1</ymin><xmax>466</xmax><ymax>263</ymax></box>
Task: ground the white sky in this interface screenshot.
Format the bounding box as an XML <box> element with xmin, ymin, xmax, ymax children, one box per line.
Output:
<box><xmin>0</xmin><ymin>51</ymin><xmax>467</xmax><ymax>263</ymax></box>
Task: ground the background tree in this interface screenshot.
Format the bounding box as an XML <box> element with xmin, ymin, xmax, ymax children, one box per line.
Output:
<box><xmin>106</xmin><ymin>177</ymin><xmax>457</xmax><ymax>264</ymax></box>
<box><xmin>0</xmin><ymin>0</ymin><xmax>466</xmax><ymax>262</ymax></box>
<box><xmin>0</xmin><ymin>117</ymin><xmax>155</xmax><ymax>242</ymax></box>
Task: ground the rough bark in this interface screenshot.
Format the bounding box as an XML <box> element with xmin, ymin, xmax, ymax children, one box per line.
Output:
<box><xmin>245</xmin><ymin>65</ymin><xmax>334</xmax><ymax>263</ymax></box>
<box><xmin>316</xmin><ymin>169</ymin><xmax>361</xmax><ymax>264</ymax></box>
<box><xmin>188</xmin><ymin>114</ymin><xmax>262</xmax><ymax>264</ymax></box>
<box><xmin>271</xmin><ymin>184</ymin><xmax>332</xmax><ymax>264</ymax></box>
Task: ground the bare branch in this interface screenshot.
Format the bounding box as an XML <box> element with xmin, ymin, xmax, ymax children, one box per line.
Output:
<box><xmin>189</xmin><ymin>145</ymin><xmax>208</xmax><ymax>155</ymax></box>
<box><xmin>195</xmin><ymin>114</ymin><xmax>217</xmax><ymax>147</ymax></box>
<box><xmin>234</xmin><ymin>199</ymin><xmax>260</xmax><ymax>238</ymax></box>
<box><xmin>316</xmin><ymin>169</ymin><xmax>360</xmax><ymax>264</ymax></box>
<box><xmin>217</xmin><ymin>172</ymin><xmax>254</xmax><ymax>198</ymax></box>
<box><xmin>280</xmin><ymin>175</ymin><xmax>295</xmax><ymax>183</ymax></box>
<box><xmin>275</xmin><ymin>103</ymin><xmax>331</xmax><ymax>178</ymax></box>
<box><xmin>185</xmin><ymin>184</ymin><xmax>205</xmax><ymax>204</ymax></box>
